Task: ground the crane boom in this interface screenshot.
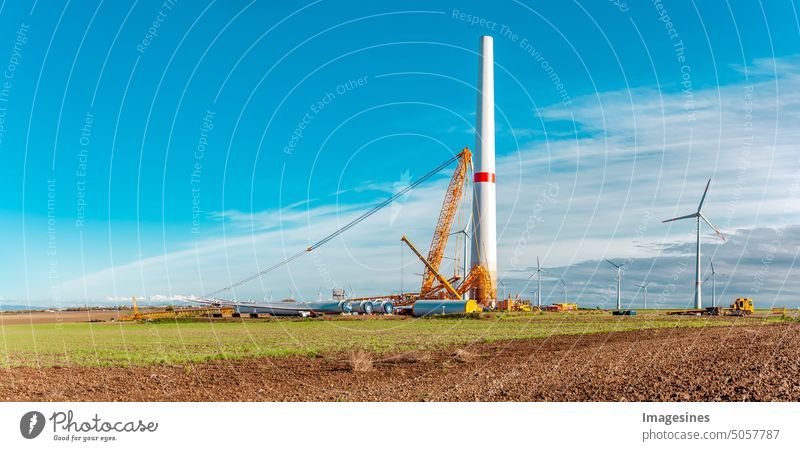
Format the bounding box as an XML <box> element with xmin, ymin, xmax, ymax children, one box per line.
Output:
<box><xmin>401</xmin><ymin>235</ymin><xmax>461</xmax><ymax>299</ymax></box>
<box><xmin>420</xmin><ymin>147</ymin><xmax>472</xmax><ymax>297</ymax></box>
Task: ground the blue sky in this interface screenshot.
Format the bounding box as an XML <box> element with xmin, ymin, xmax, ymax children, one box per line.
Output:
<box><xmin>0</xmin><ymin>0</ymin><xmax>798</xmax><ymax>307</ymax></box>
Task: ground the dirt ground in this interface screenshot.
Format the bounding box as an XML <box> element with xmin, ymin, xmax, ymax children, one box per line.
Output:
<box><xmin>0</xmin><ymin>310</ymin><xmax>123</xmax><ymax>325</ymax></box>
<box><xmin>2</xmin><ymin>322</ymin><xmax>799</xmax><ymax>402</ymax></box>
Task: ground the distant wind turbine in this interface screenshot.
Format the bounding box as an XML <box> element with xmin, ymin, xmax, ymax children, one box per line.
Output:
<box><xmin>704</xmin><ymin>260</ymin><xmax>726</xmax><ymax>308</ymax></box>
<box><xmin>637</xmin><ymin>281</ymin><xmax>650</xmax><ymax>310</ymax></box>
<box><xmin>527</xmin><ymin>257</ymin><xmax>549</xmax><ymax>307</ymax></box>
<box><xmin>662</xmin><ymin>179</ymin><xmax>726</xmax><ymax>309</ymax></box>
<box><xmin>605</xmin><ymin>260</ymin><xmax>626</xmax><ymax>310</ymax></box>
<box><xmin>558</xmin><ymin>277</ymin><xmax>568</xmax><ymax>303</ymax></box>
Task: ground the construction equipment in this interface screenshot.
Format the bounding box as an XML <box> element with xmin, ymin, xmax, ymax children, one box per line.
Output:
<box><xmin>496</xmin><ymin>296</ymin><xmax>532</xmax><ymax>312</ymax></box>
<box><xmin>420</xmin><ymin>147</ymin><xmax>472</xmax><ymax>298</ymax></box>
<box><xmin>667</xmin><ymin>309</ymin><xmax>707</xmax><ymax>316</ymax></box>
<box><xmin>457</xmin><ymin>264</ymin><xmax>492</xmax><ymax>304</ymax></box>
<box><xmin>402</xmin><ymin>235</ymin><xmax>460</xmax><ymax>299</ymax></box>
<box><xmin>727</xmin><ymin>297</ymin><xmax>755</xmax><ymax>316</ymax></box>
<box><xmin>703</xmin><ymin>298</ymin><xmax>755</xmax><ymax>316</ymax></box>
<box><xmin>204</xmin><ymin>151</ymin><xmax>468</xmax><ymax>299</ymax></box>
<box><xmin>119</xmin><ymin>297</ymin><xmax>233</xmax><ymax>321</ymax></box>
<box><xmin>401</xmin><ymin>235</ymin><xmax>493</xmax><ymax>304</ymax></box>
<box><xmin>668</xmin><ymin>298</ymin><xmax>755</xmax><ymax>316</ymax></box>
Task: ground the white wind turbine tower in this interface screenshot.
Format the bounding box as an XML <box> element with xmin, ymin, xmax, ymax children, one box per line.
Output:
<box><xmin>527</xmin><ymin>256</ymin><xmax>549</xmax><ymax>307</ymax></box>
<box><xmin>662</xmin><ymin>179</ymin><xmax>726</xmax><ymax>309</ymax></box>
<box><xmin>605</xmin><ymin>260</ymin><xmax>626</xmax><ymax>310</ymax></box>
<box><xmin>704</xmin><ymin>260</ymin><xmax>726</xmax><ymax>308</ymax></box>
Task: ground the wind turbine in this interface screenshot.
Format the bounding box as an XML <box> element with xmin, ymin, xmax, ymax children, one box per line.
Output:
<box><xmin>637</xmin><ymin>281</ymin><xmax>650</xmax><ymax>310</ymax></box>
<box><xmin>527</xmin><ymin>257</ymin><xmax>549</xmax><ymax>307</ymax></box>
<box><xmin>605</xmin><ymin>260</ymin><xmax>626</xmax><ymax>310</ymax></box>
<box><xmin>704</xmin><ymin>260</ymin><xmax>726</xmax><ymax>308</ymax></box>
<box><xmin>662</xmin><ymin>179</ymin><xmax>726</xmax><ymax>309</ymax></box>
<box><xmin>497</xmin><ymin>278</ymin><xmax>507</xmax><ymax>300</ymax></box>
<box><xmin>558</xmin><ymin>277</ymin><xmax>568</xmax><ymax>303</ymax></box>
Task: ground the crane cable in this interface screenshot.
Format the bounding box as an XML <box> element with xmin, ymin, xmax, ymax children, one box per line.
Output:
<box><xmin>204</xmin><ymin>152</ymin><xmax>464</xmax><ymax>298</ymax></box>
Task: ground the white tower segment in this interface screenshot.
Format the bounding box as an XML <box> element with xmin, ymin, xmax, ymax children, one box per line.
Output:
<box><xmin>471</xmin><ymin>36</ymin><xmax>498</xmax><ymax>303</ymax></box>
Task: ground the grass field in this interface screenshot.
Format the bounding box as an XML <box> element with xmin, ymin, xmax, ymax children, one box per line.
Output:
<box><xmin>0</xmin><ymin>311</ymin><xmax>789</xmax><ymax>367</ymax></box>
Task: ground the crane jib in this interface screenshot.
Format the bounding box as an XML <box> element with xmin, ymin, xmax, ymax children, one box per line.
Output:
<box><xmin>203</xmin><ymin>151</ymin><xmax>465</xmax><ymax>298</ymax></box>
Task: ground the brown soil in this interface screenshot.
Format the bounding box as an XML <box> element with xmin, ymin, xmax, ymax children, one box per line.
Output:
<box><xmin>0</xmin><ymin>310</ymin><xmax>124</xmax><ymax>325</ymax></box>
<box><xmin>2</xmin><ymin>323</ymin><xmax>799</xmax><ymax>402</ymax></box>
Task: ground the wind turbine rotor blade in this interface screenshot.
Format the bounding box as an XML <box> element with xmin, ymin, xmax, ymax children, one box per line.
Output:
<box><xmin>537</xmin><ymin>256</ymin><xmax>540</xmax><ymax>270</ymax></box>
<box><xmin>710</xmin><ymin>260</ymin><xmax>715</xmax><ymax>273</ymax></box>
<box><xmin>605</xmin><ymin>259</ymin><xmax>620</xmax><ymax>268</ymax></box>
<box><xmin>700</xmin><ymin>213</ymin><xmax>726</xmax><ymax>241</ymax></box>
<box><xmin>662</xmin><ymin>212</ymin><xmax>698</xmax><ymax>223</ymax></box>
<box><xmin>704</xmin><ymin>274</ymin><xmax>711</xmax><ymax>283</ymax></box>
<box><xmin>697</xmin><ymin>178</ymin><xmax>712</xmax><ymax>212</ymax></box>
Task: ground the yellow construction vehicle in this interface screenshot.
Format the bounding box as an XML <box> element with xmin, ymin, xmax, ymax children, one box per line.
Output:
<box><xmin>726</xmin><ymin>297</ymin><xmax>755</xmax><ymax>316</ymax></box>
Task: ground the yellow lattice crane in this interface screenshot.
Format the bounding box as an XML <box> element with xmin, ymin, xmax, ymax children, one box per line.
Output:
<box><xmin>420</xmin><ymin>147</ymin><xmax>472</xmax><ymax>298</ymax></box>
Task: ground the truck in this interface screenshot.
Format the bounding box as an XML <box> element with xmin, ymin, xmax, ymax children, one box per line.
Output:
<box><xmin>668</xmin><ymin>298</ymin><xmax>755</xmax><ymax>316</ymax></box>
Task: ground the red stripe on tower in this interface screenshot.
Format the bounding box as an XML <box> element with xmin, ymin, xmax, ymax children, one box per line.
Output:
<box><xmin>474</xmin><ymin>172</ymin><xmax>496</xmax><ymax>183</ymax></box>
